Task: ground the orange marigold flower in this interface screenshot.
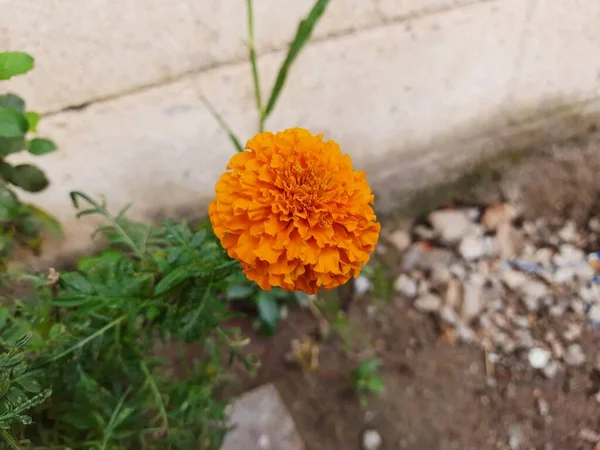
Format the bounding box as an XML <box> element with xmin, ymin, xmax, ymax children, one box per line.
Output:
<box><xmin>209</xmin><ymin>128</ymin><xmax>381</xmax><ymax>295</ymax></box>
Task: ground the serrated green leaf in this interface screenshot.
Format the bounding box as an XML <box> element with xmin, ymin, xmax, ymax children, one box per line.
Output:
<box><xmin>0</xmin><ymin>52</ymin><xmax>34</xmax><ymax>80</ymax></box>
<box><xmin>10</xmin><ymin>164</ymin><xmax>49</xmax><ymax>192</ymax></box>
<box><xmin>60</xmin><ymin>272</ymin><xmax>94</xmax><ymax>294</ymax></box>
<box><xmin>0</xmin><ymin>109</ymin><xmax>28</xmax><ymax>138</ymax></box>
<box><xmin>0</xmin><ymin>94</ymin><xmax>25</xmax><ymax>112</ymax></box>
<box><xmin>154</xmin><ymin>266</ymin><xmax>189</xmax><ymax>296</ymax></box>
<box><xmin>25</xmin><ymin>111</ymin><xmax>40</xmax><ymax>132</ymax></box>
<box><xmin>28</xmin><ymin>138</ymin><xmax>56</xmax><ymax>155</ymax></box>
<box><xmin>191</xmin><ymin>229</ymin><xmax>207</xmax><ymax>247</ymax></box>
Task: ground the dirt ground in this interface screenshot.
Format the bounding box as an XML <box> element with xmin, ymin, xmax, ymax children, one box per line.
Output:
<box><xmin>229</xmin><ymin>288</ymin><xmax>600</xmax><ymax>450</ymax></box>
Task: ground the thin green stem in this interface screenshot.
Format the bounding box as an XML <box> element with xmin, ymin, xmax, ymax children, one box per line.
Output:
<box><xmin>1</xmin><ymin>429</ymin><xmax>23</xmax><ymax>450</ymax></box>
<box><xmin>246</xmin><ymin>0</ymin><xmax>264</xmax><ymax>131</ymax></box>
<box><xmin>140</xmin><ymin>360</ymin><xmax>170</xmax><ymax>443</ymax></box>
<box><xmin>100</xmin><ymin>386</ymin><xmax>132</xmax><ymax>450</ymax></box>
<box><xmin>198</xmin><ymin>94</ymin><xmax>244</xmax><ymax>153</ymax></box>
<box><xmin>35</xmin><ymin>315</ymin><xmax>126</xmax><ymax>369</ymax></box>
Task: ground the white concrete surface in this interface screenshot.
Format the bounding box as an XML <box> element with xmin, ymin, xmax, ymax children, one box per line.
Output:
<box><xmin>2</xmin><ymin>0</ymin><xmax>600</xmax><ymax>264</ymax></box>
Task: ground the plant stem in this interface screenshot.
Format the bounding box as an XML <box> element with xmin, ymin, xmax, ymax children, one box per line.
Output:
<box><xmin>1</xmin><ymin>430</ymin><xmax>23</xmax><ymax>450</ymax></box>
<box><xmin>140</xmin><ymin>361</ymin><xmax>170</xmax><ymax>438</ymax></box>
<box><xmin>198</xmin><ymin>95</ymin><xmax>244</xmax><ymax>153</ymax></box>
<box><xmin>246</xmin><ymin>0</ymin><xmax>264</xmax><ymax>132</ymax></box>
<box><xmin>37</xmin><ymin>315</ymin><xmax>126</xmax><ymax>368</ymax></box>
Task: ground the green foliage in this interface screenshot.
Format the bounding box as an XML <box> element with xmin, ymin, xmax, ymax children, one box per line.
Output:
<box><xmin>0</xmin><ymin>51</ymin><xmax>61</xmax><ymax>266</ymax></box>
<box><xmin>225</xmin><ymin>270</ymin><xmax>309</xmax><ymax>335</ymax></box>
<box><xmin>0</xmin><ymin>192</ymin><xmax>252</xmax><ymax>449</ymax></box>
<box><xmin>351</xmin><ymin>359</ymin><xmax>385</xmax><ymax>408</ymax></box>
<box><xmin>203</xmin><ymin>0</ymin><xmax>331</xmax><ymax>150</ymax></box>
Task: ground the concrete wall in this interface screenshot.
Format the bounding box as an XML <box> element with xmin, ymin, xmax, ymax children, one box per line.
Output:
<box><xmin>2</xmin><ymin>0</ymin><xmax>600</xmax><ymax>264</ymax></box>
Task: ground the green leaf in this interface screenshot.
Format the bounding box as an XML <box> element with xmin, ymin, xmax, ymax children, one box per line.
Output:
<box><xmin>17</xmin><ymin>376</ymin><xmax>41</xmax><ymax>394</ymax></box>
<box><xmin>365</xmin><ymin>376</ymin><xmax>386</xmax><ymax>394</ymax></box>
<box><xmin>6</xmin><ymin>387</ymin><xmax>25</xmax><ymax>406</ymax></box>
<box><xmin>191</xmin><ymin>229</ymin><xmax>207</xmax><ymax>247</ymax></box>
<box><xmin>0</xmin><ymin>94</ymin><xmax>25</xmax><ymax>112</ymax></box>
<box><xmin>28</xmin><ymin>138</ymin><xmax>56</xmax><ymax>155</ymax></box>
<box><xmin>0</xmin><ymin>137</ymin><xmax>26</xmax><ymax>157</ymax></box>
<box><xmin>0</xmin><ymin>109</ymin><xmax>28</xmax><ymax>138</ymax></box>
<box><xmin>10</xmin><ymin>164</ymin><xmax>49</xmax><ymax>192</ymax></box>
<box><xmin>0</xmin><ymin>162</ymin><xmax>13</xmax><ymax>183</ymax></box>
<box><xmin>25</xmin><ymin>203</ymin><xmax>64</xmax><ymax>236</ymax></box>
<box><xmin>263</xmin><ymin>0</ymin><xmax>330</xmax><ymax>118</ymax></box>
<box><xmin>60</xmin><ymin>272</ymin><xmax>94</xmax><ymax>294</ymax></box>
<box><xmin>0</xmin><ymin>52</ymin><xmax>34</xmax><ymax>80</ymax></box>
<box><xmin>256</xmin><ymin>291</ymin><xmax>279</xmax><ymax>332</ymax></box>
<box><xmin>226</xmin><ymin>284</ymin><xmax>255</xmax><ymax>300</ymax></box>
<box><xmin>25</xmin><ymin>111</ymin><xmax>40</xmax><ymax>132</ymax></box>
<box><xmin>154</xmin><ymin>266</ymin><xmax>190</xmax><ymax>296</ymax></box>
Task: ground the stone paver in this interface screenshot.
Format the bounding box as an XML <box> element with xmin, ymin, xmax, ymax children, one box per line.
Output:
<box><xmin>222</xmin><ymin>383</ymin><xmax>304</xmax><ymax>450</ymax></box>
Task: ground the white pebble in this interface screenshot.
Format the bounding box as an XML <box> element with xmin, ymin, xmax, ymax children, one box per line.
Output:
<box><xmin>414</xmin><ymin>294</ymin><xmax>442</xmax><ymax>312</ymax></box>
<box><xmin>394</xmin><ymin>274</ymin><xmax>418</xmax><ymax>298</ymax></box>
<box><xmin>362</xmin><ymin>429</ymin><xmax>382</xmax><ymax>450</ymax></box>
<box><xmin>528</xmin><ymin>348</ymin><xmax>551</xmax><ymax>369</ymax></box>
<box><xmin>354</xmin><ymin>275</ymin><xmax>372</xmax><ymax>296</ymax></box>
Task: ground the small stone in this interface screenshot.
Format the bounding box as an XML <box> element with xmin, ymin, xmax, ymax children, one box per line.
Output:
<box><xmin>440</xmin><ymin>305</ymin><xmax>459</xmax><ymax>325</ymax></box>
<box><xmin>521</xmin><ymin>281</ymin><xmax>548</xmax><ymax>301</ymax></box>
<box><xmin>537</xmin><ymin>398</ymin><xmax>549</xmax><ymax>417</ymax></box>
<box><xmin>528</xmin><ymin>348</ymin><xmax>552</xmax><ymax>369</ymax></box>
<box><xmin>589</xmin><ymin>305</ymin><xmax>600</xmax><ymax>324</ymax></box>
<box><xmin>445</xmin><ymin>278</ymin><xmax>463</xmax><ymax>309</ymax></box>
<box><xmin>565</xmin><ymin>344</ymin><xmax>586</xmax><ymax>367</ymax></box>
<box><xmin>578</xmin><ymin>428</ymin><xmax>600</xmax><ymax>443</ymax></box>
<box><xmin>461</xmin><ymin>282</ymin><xmax>483</xmax><ymax>322</ymax></box>
<box><xmin>481</xmin><ymin>203</ymin><xmax>517</xmax><ymax>231</ymax></box>
<box><xmin>428</xmin><ymin>209</ymin><xmax>474</xmax><ymax>244</ymax></box>
<box><xmin>508</xmin><ymin>424</ymin><xmax>523</xmax><ymax>450</ymax></box>
<box><xmin>354</xmin><ymin>276</ymin><xmax>372</xmax><ymax>296</ymax></box>
<box><xmin>366</xmin><ymin>304</ymin><xmax>377</xmax><ymax>318</ymax></box>
<box><xmin>522</xmin><ymin>296</ymin><xmax>541</xmax><ymax>313</ymax></box>
<box><xmin>430</xmin><ymin>264</ymin><xmax>452</xmax><ymax>287</ymax></box>
<box><xmin>534</xmin><ymin>247</ymin><xmax>555</xmax><ymax>266</ymax></box>
<box><xmin>459</xmin><ymin>235</ymin><xmax>488</xmax><ymax>261</ymax></box>
<box><xmin>549</xmin><ymin>303</ymin><xmax>566</xmax><ymax>317</ymax></box>
<box><xmin>542</xmin><ymin>360</ymin><xmax>559</xmax><ymax>379</ymax></box>
<box><xmin>414</xmin><ymin>294</ymin><xmax>442</xmax><ymax>312</ymax></box>
<box><xmin>558</xmin><ymin>221</ymin><xmax>579</xmax><ymax>243</ymax></box>
<box><xmin>589</xmin><ymin>217</ymin><xmax>600</xmax><ymax>232</ymax></box>
<box><xmin>413</xmin><ymin>224</ymin><xmax>436</xmax><ymax>240</ymax></box>
<box><xmin>388</xmin><ymin>229</ymin><xmax>411</xmax><ymax>252</ymax></box>
<box><xmin>258</xmin><ymin>435</ymin><xmax>271</xmax><ymax>450</ymax></box>
<box><xmin>394</xmin><ymin>274</ymin><xmax>418</xmax><ymax>298</ymax></box>
<box><xmin>456</xmin><ymin>325</ymin><xmax>477</xmax><ymax>343</ymax></box>
<box><xmin>515</xmin><ymin>329</ymin><xmax>534</xmax><ymax>349</ymax></box>
<box><xmin>562</xmin><ymin>323</ymin><xmax>582</xmax><ymax>342</ymax></box>
<box><xmin>501</xmin><ymin>269</ymin><xmax>528</xmax><ymax>290</ymax></box>
<box><xmin>512</xmin><ymin>315</ymin><xmax>530</xmax><ymax>329</ymax></box>
<box><xmin>449</xmin><ymin>263</ymin><xmax>468</xmax><ymax>280</ymax></box>
<box><xmin>362</xmin><ymin>429</ymin><xmax>382</xmax><ymax>450</ymax></box>
<box><xmin>401</xmin><ymin>243</ymin><xmax>454</xmax><ymax>272</ymax></box>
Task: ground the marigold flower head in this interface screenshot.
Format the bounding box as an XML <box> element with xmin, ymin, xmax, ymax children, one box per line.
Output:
<box><xmin>209</xmin><ymin>128</ymin><xmax>381</xmax><ymax>295</ymax></box>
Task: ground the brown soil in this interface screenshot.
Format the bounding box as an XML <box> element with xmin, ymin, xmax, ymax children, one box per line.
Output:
<box><xmin>224</xmin><ymin>288</ymin><xmax>600</xmax><ymax>450</ymax></box>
